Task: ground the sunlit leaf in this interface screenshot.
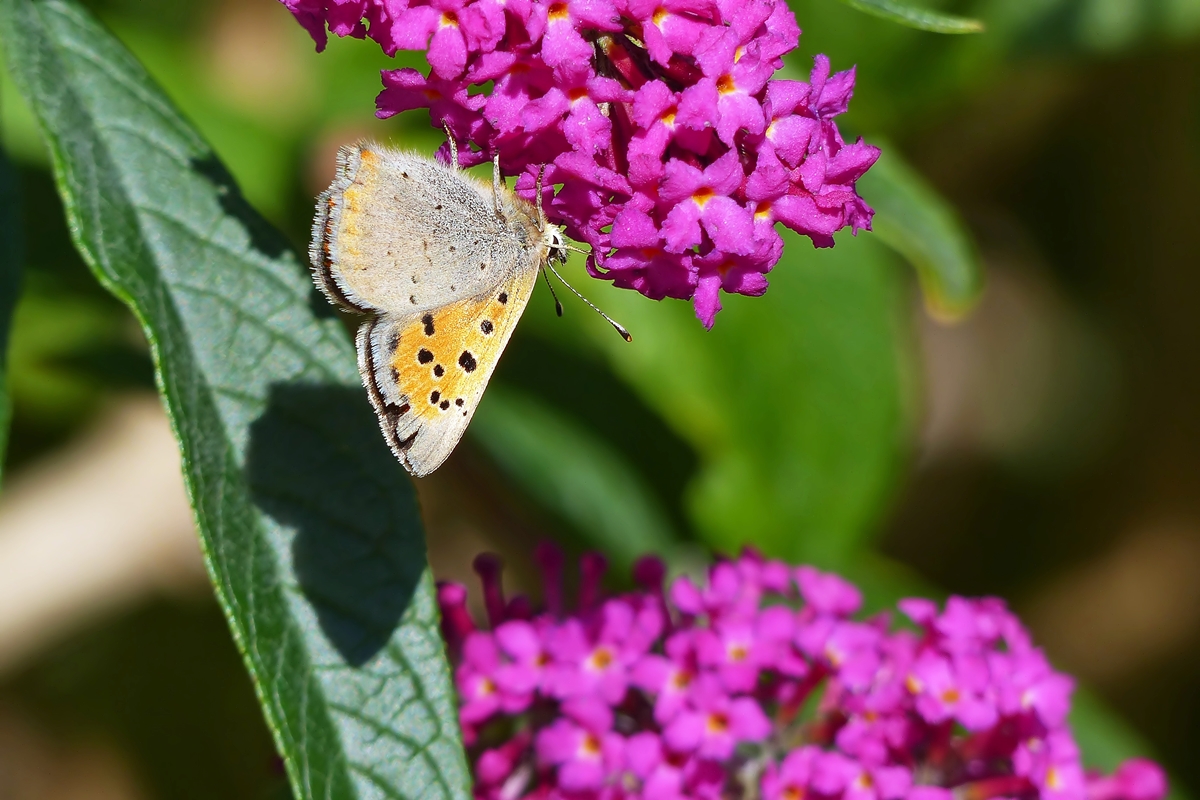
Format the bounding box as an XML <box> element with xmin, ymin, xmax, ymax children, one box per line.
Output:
<box><xmin>472</xmin><ymin>387</ymin><xmax>686</xmax><ymax>574</ymax></box>
<box><xmin>0</xmin><ymin>1</ymin><xmax>470</xmax><ymax>798</ymax></box>
<box><xmin>837</xmin><ymin>0</ymin><xmax>984</xmax><ymax>33</ymax></box>
<box><xmin>861</xmin><ymin>144</ymin><xmax>984</xmax><ymax>320</ymax></box>
<box><xmin>0</xmin><ymin>139</ymin><xmax>19</xmax><ymax>487</ymax></box>
<box><xmin>527</xmin><ymin>232</ymin><xmax>913</xmax><ymax>569</ymax></box>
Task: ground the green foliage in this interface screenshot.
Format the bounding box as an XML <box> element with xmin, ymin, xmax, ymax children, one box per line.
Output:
<box><xmin>862</xmin><ymin>145</ymin><xmax>984</xmax><ymax>319</ymax></box>
<box><xmin>515</xmin><ymin>231</ymin><xmax>913</xmax><ymax>570</ymax></box>
<box><xmin>0</xmin><ymin>2</ymin><xmax>469</xmax><ymax>799</ymax></box>
<box><xmin>977</xmin><ymin>0</ymin><xmax>1200</xmax><ymax>52</ymax></box>
<box><xmin>0</xmin><ymin>141</ymin><xmax>17</xmax><ymax>486</ymax></box>
<box><xmin>0</xmin><ymin>0</ymin><xmax>1189</xmax><ymax>794</ymax></box>
<box><xmin>472</xmin><ymin>386</ymin><xmax>687</xmax><ymax>575</ymax></box>
<box><xmin>837</xmin><ymin>0</ymin><xmax>985</xmax><ymax>32</ymax></box>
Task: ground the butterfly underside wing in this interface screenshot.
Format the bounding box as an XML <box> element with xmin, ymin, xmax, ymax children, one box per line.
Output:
<box><xmin>311</xmin><ymin>142</ymin><xmax>549</xmax><ymax>476</ymax></box>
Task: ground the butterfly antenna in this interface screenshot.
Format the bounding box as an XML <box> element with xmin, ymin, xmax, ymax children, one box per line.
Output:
<box><xmin>545</xmin><ymin>260</ymin><xmax>632</xmax><ymax>342</ymax></box>
<box><xmin>540</xmin><ymin>267</ymin><xmax>564</xmax><ymax>317</ymax></box>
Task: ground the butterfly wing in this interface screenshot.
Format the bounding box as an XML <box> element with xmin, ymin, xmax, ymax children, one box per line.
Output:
<box><xmin>357</xmin><ymin>265</ymin><xmax>539</xmax><ymax>477</ymax></box>
<box><xmin>312</xmin><ymin>143</ymin><xmax>513</xmax><ymax>316</ymax></box>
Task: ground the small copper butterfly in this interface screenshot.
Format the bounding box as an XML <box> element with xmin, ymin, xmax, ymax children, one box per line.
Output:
<box><xmin>311</xmin><ymin>140</ymin><xmax>624</xmax><ymax>477</ymax></box>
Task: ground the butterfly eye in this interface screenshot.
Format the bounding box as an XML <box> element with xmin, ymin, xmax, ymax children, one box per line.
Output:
<box><xmin>543</xmin><ymin>225</ymin><xmax>569</xmax><ymax>265</ymax></box>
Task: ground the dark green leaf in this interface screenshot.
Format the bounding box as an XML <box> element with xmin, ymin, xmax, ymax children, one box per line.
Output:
<box><xmin>860</xmin><ymin>144</ymin><xmax>984</xmax><ymax>320</ymax></box>
<box><xmin>0</xmin><ymin>2</ymin><xmax>470</xmax><ymax>798</ymax></box>
<box><xmin>0</xmin><ymin>138</ymin><xmax>19</xmax><ymax>487</ymax></box>
<box><xmin>837</xmin><ymin>0</ymin><xmax>985</xmax><ymax>33</ymax></box>
<box><xmin>471</xmin><ymin>387</ymin><xmax>685</xmax><ymax>575</ymax></box>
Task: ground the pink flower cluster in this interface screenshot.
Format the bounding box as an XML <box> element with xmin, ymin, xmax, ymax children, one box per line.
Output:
<box><xmin>281</xmin><ymin>0</ymin><xmax>879</xmax><ymax>327</ymax></box>
<box><xmin>438</xmin><ymin>547</ymin><xmax>1168</xmax><ymax>800</ymax></box>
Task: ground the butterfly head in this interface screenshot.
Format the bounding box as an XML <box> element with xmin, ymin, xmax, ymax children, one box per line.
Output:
<box><xmin>543</xmin><ymin>223</ymin><xmax>569</xmax><ymax>267</ymax></box>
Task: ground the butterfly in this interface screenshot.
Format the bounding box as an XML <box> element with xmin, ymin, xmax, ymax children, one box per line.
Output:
<box><xmin>310</xmin><ymin>141</ymin><xmax>627</xmax><ymax>477</ymax></box>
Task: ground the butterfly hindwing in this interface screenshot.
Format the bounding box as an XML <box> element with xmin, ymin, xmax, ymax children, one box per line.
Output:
<box><xmin>357</xmin><ymin>264</ymin><xmax>539</xmax><ymax>477</ymax></box>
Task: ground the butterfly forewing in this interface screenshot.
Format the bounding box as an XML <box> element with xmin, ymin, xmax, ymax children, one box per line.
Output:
<box><xmin>313</xmin><ymin>144</ymin><xmax>519</xmax><ymax>316</ymax></box>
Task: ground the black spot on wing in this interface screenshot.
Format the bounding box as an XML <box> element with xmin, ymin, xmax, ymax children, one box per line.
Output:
<box><xmin>422</xmin><ymin>314</ymin><xmax>435</xmax><ymax>336</ymax></box>
<box><xmin>459</xmin><ymin>351</ymin><xmax>477</xmax><ymax>372</ymax></box>
<box><xmin>418</xmin><ymin>348</ymin><xmax>434</xmax><ymax>364</ymax></box>
<box><xmin>430</xmin><ymin>390</ymin><xmax>441</xmax><ymax>404</ymax></box>
<box><xmin>439</xmin><ymin>400</ymin><xmax>450</xmax><ymax>410</ymax></box>
<box><xmin>480</xmin><ymin>320</ymin><xmax>494</xmax><ymax>334</ymax></box>
<box><xmin>498</xmin><ymin>292</ymin><xmax>508</xmax><ymax>304</ymax></box>
<box><xmin>433</xmin><ymin>364</ymin><xmax>444</xmax><ymax>377</ymax></box>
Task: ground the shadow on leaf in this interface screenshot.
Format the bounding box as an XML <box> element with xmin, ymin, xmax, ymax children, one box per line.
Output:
<box><xmin>247</xmin><ymin>382</ymin><xmax>426</xmax><ymax>667</ymax></box>
<box><xmin>190</xmin><ymin>154</ymin><xmax>289</xmax><ymax>261</ymax></box>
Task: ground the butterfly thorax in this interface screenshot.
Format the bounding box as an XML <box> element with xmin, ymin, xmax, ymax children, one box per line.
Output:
<box><xmin>499</xmin><ymin>188</ymin><xmax>566</xmax><ymax>270</ymax></box>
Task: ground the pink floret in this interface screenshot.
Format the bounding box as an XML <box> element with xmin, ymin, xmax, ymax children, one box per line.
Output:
<box><xmin>280</xmin><ymin>0</ymin><xmax>879</xmax><ymax>327</ymax></box>
<box><xmin>423</xmin><ymin>544</ymin><xmax>1169</xmax><ymax>800</ymax></box>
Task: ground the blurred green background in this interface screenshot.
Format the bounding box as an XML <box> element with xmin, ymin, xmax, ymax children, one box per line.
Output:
<box><xmin>0</xmin><ymin>0</ymin><xmax>1197</xmax><ymax>797</ymax></box>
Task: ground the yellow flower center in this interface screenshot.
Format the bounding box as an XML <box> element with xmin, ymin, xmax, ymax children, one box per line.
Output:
<box><xmin>669</xmin><ymin>669</ymin><xmax>693</xmax><ymax>690</ymax></box>
<box><xmin>705</xmin><ymin>712</ymin><xmax>730</xmax><ymax>733</ymax></box>
<box><xmin>588</xmin><ymin>646</ymin><xmax>614</xmax><ymax>670</ymax></box>
<box><xmin>579</xmin><ymin>733</ymin><xmax>603</xmax><ymax>758</ymax></box>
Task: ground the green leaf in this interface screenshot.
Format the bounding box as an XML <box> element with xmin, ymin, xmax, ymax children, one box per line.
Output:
<box><xmin>976</xmin><ymin>0</ymin><xmax>1200</xmax><ymax>53</ymax></box>
<box><xmin>0</xmin><ymin>138</ymin><xmax>19</xmax><ymax>487</ymax></box>
<box><xmin>837</xmin><ymin>0</ymin><xmax>985</xmax><ymax>33</ymax></box>
<box><xmin>860</xmin><ymin>144</ymin><xmax>984</xmax><ymax>320</ymax></box>
<box><xmin>0</xmin><ymin>2</ymin><xmax>470</xmax><ymax>799</ymax></box>
<box><xmin>471</xmin><ymin>387</ymin><xmax>686</xmax><ymax>575</ymax></box>
<box><xmin>530</xmin><ymin>231</ymin><xmax>913</xmax><ymax>568</ymax></box>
